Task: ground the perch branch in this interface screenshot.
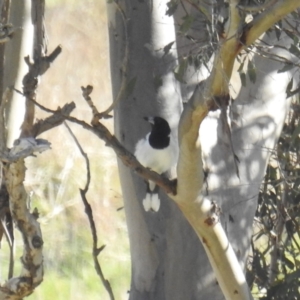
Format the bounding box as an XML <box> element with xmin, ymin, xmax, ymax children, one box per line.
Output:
<box><xmin>65</xmin><ymin>115</ymin><xmax>176</xmax><ymax>195</ymax></box>
<box><xmin>64</xmin><ymin>122</ymin><xmax>115</xmax><ymax>300</ymax></box>
<box><xmin>23</xmin><ymin>85</ymin><xmax>176</xmax><ymax>196</ymax></box>
<box><xmin>69</xmin><ymin>86</ymin><xmax>176</xmax><ymax>195</ymax></box>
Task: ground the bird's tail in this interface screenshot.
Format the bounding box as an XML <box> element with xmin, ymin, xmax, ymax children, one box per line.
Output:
<box><xmin>142</xmin><ymin>181</ymin><xmax>160</xmax><ymax>212</ymax></box>
<box><xmin>143</xmin><ymin>192</ymin><xmax>160</xmax><ymax>212</ymax></box>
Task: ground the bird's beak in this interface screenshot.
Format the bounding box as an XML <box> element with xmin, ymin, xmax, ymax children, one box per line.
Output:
<box><xmin>143</xmin><ymin>116</ymin><xmax>154</xmax><ymax>124</ymax></box>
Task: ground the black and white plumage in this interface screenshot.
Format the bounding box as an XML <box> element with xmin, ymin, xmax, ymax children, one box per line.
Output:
<box><xmin>134</xmin><ymin>116</ymin><xmax>177</xmax><ymax>212</ymax></box>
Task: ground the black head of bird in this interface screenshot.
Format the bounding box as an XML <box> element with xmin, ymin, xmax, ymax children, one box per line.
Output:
<box><xmin>144</xmin><ymin>116</ymin><xmax>171</xmax><ymax>149</ymax></box>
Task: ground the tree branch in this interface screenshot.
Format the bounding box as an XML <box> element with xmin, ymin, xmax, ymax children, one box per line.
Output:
<box><xmin>21</xmin><ymin>44</ymin><xmax>62</xmax><ymax>137</ymax></box>
<box><xmin>0</xmin><ymin>160</ymin><xmax>43</xmax><ymax>299</ymax></box>
<box><xmin>76</xmin><ymin>86</ymin><xmax>176</xmax><ymax>194</ymax></box>
<box><xmin>0</xmin><ymin>2</ymin><xmax>62</xmax><ymax>298</ymax></box>
<box><xmin>31</xmin><ymin>101</ymin><xmax>76</xmax><ymax>137</ymax></box>
<box><xmin>64</xmin><ymin>122</ymin><xmax>115</xmax><ymax>300</ymax></box>
<box><xmin>65</xmin><ymin>115</ymin><xmax>176</xmax><ymax>195</ymax></box>
<box><xmin>242</xmin><ymin>0</ymin><xmax>300</xmax><ymax>47</ymax></box>
<box><xmin>25</xmin><ymin>85</ymin><xmax>176</xmax><ymax>196</ymax></box>
<box><xmin>237</xmin><ymin>0</ymin><xmax>278</xmax><ymax>13</ymax></box>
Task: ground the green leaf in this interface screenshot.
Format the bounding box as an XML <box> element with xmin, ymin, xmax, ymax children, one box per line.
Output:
<box><xmin>288</xmin><ymin>117</ymin><xmax>300</xmax><ymax>151</ymax></box>
<box><xmin>163</xmin><ymin>41</ymin><xmax>175</xmax><ymax>56</ymax></box>
<box><xmin>293</xmin><ymin>177</ymin><xmax>300</xmax><ymax>189</ymax></box>
<box><xmin>247</xmin><ymin>60</ymin><xmax>256</xmax><ymax>83</ymax></box>
<box><xmin>274</xmin><ymin>29</ymin><xmax>281</xmax><ymax>42</ymax></box>
<box><xmin>289</xmin><ymin>44</ymin><xmax>300</xmax><ymax>57</ymax></box>
<box><xmin>285</xmin><ymin>29</ymin><xmax>297</xmax><ymax>41</ymax></box>
<box><xmin>283</xmin><ymin>255</ymin><xmax>295</xmax><ymax>270</ymax></box>
<box><xmin>166</xmin><ymin>0</ymin><xmax>178</xmax><ymax>16</ymax></box>
<box><xmin>254</xmin><ymin>230</ymin><xmax>266</xmax><ymax>241</ymax></box>
<box><xmin>293</xmin><ymin>35</ymin><xmax>299</xmax><ymax>46</ymax></box>
<box><xmin>286</xmin><ymin>77</ymin><xmax>293</xmax><ymax>97</ymax></box>
<box><xmin>193</xmin><ymin>55</ymin><xmax>200</xmax><ymax>69</ymax></box>
<box><xmin>124</xmin><ymin>77</ymin><xmax>137</xmax><ymax>99</ymax></box>
<box><xmin>174</xmin><ymin>58</ymin><xmax>188</xmax><ymax>83</ymax></box>
<box><xmin>237</xmin><ymin>61</ymin><xmax>244</xmax><ymax>73</ymax></box>
<box><xmin>153</xmin><ymin>75</ymin><xmax>163</xmax><ymax>91</ymax></box>
<box><xmin>236</xmin><ymin>54</ymin><xmax>242</xmax><ymax>64</ymax></box>
<box><xmin>239</xmin><ymin>72</ymin><xmax>246</xmax><ymax>87</ymax></box>
<box><xmin>180</xmin><ymin>15</ymin><xmax>194</xmax><ymax>34</ymax></box>
<box><xmin>278</xmin><ymin>63</ymin><xmax>294</xmax><ymax>73</ymax></box>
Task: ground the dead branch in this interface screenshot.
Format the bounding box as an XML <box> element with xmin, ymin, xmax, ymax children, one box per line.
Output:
<box><xmin>64</xmin><ymin>122</ymin><xmax>115</xmax><ymax>300</ymax></box>
<box><xmin>65</xmin><ymin>115</ymin><xmax>176</xmax><ymax>195</ymax></box>
<box><xmin>81</xmin><ymin>85</ymin><xmax>103</xmax><ymax>120</ymax></box>
<box><xmin>0</xmin><ymin>160</ymin><xmax>43</xmax><ymax>299</ymax></box>
<box><xmin>0</xmin><ymin>1</ymin><xmax>61</xmax><ymax>299</ymax></box>
<box><xmin>21</xmin><ymin>44</ymin><xmax>62</xmax><ymax>138</ymax></box>
<box><xmin>31</xmin><ymin>101</ymin><xmax>76</xmax><ymax>137</ymax></box>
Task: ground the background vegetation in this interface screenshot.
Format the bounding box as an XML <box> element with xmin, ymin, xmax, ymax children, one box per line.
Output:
<box><xmin>1</xmin><ymin>1</ymin><xmax>130</xmax><ymax>299</ymax></box>
<box><xmin>1</xmin><ymin>1</ymin><xmax>300</xmax><ymax>299</ymax></box>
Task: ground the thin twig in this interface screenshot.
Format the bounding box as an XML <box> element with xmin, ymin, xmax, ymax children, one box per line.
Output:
<box><xmin>1</xmin><ymin>218</ymin><xmax>14</xmax><ymax>279</ymax></box>
<box><xmin>97</xmin><ymin>0</ymin><xmax>128</xmax><ymax>119</ymax></box>
<box><xmin>64</xmin><ymin>121</ymin><xmax>115</xmax><ymax>300</ymax></box>
<box><xmin>237</xmin><ymin>0</ymin><xmax>278</xmax><ymax>13</ymax></box>
<box><xmin>81</xmin><ymin>85</ymin><xmax>100</xmax><ymax>118</ymax></box>
<box><xmin>0</xmin><ymin>88</ymin><xmax>10</xmax><ymax>153</ymax></box>
<box><xmin>12</xmin><ymin>87</ymin><xmax>76</xmax><ymax>137</ymax></box>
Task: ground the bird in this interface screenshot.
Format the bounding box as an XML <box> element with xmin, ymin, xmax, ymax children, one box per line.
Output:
<box><xmin>134</xmin><ymin>116</ymin><xmax>177</xmax><ymax>212</ymax></box>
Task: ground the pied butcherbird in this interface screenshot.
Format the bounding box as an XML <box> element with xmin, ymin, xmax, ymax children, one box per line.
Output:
<box><xmin>135</xmin><ymin>116</ymin><xmax>177</xmax><ymax>212</ymax></box>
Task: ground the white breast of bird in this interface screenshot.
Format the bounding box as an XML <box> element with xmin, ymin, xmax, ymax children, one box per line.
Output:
<box><xmin>135</xmin><ymin>133</ymin><xmax>177</xmax><ymax>174</ymax></box>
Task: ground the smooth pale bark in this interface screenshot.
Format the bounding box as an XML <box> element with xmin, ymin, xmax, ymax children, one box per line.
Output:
<box><xmin>107</xmin><ymin>0</ymin><xmax>300</xmax><ymax>298</ymax></box>
<box><xmin>172</xmin><ymin>2</ymin><xmax>300</xmax><ymax>297</ymax></box>
<box><xmin>190</xmin><ymin>29</ymin><xmax>299</xmax><ymax>299</ymax></box>
<box><xmin>107</xmin><ymin>1</ymin><xmax>214</xmax><ymax>299</ymax></box>
<box><xmin>5</xmin><ymin>0</ymin><xmax>33</xmax><ymax>147</ymax></box>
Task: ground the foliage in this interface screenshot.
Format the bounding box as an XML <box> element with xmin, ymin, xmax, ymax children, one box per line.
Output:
<box><xmin>247</xmin><ymin>99</ymin><xmax>300</xmax><ymax>299</ymax></box>
<box><xmin>1</xmin><ymin>0</ymin><xmax>300</xmax><ymax>299</ymax></box>
<box><xmin>165</xmin><ymin>1</ymin><xmax>300</xmax><ymax>298</ymax></box>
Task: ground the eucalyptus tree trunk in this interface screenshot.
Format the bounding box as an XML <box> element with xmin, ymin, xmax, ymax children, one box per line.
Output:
<box><xmin>3</xmin><ymin>0</ymin><xmax>33</xmax><ymax>147</ymax></box>
<box><xmin>200</xmin><ymin>29</ymin><xmax>299</xmax><ymax>271</ymax></box>
<box><xmin>107</xmin><ymin>0</ymin><xmax>300</xmax><ymax>298</ymax></box>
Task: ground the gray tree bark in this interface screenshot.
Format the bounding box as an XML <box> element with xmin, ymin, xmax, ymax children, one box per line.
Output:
<box><xmin>107</xmin><ymin>0</ymin><xmax>300</xmax><ymax>298</ymax></box>
<box><xmin>3</xmin><ymin>0</ymin><xmax>33</xmax><ymax>147</ymax></box>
